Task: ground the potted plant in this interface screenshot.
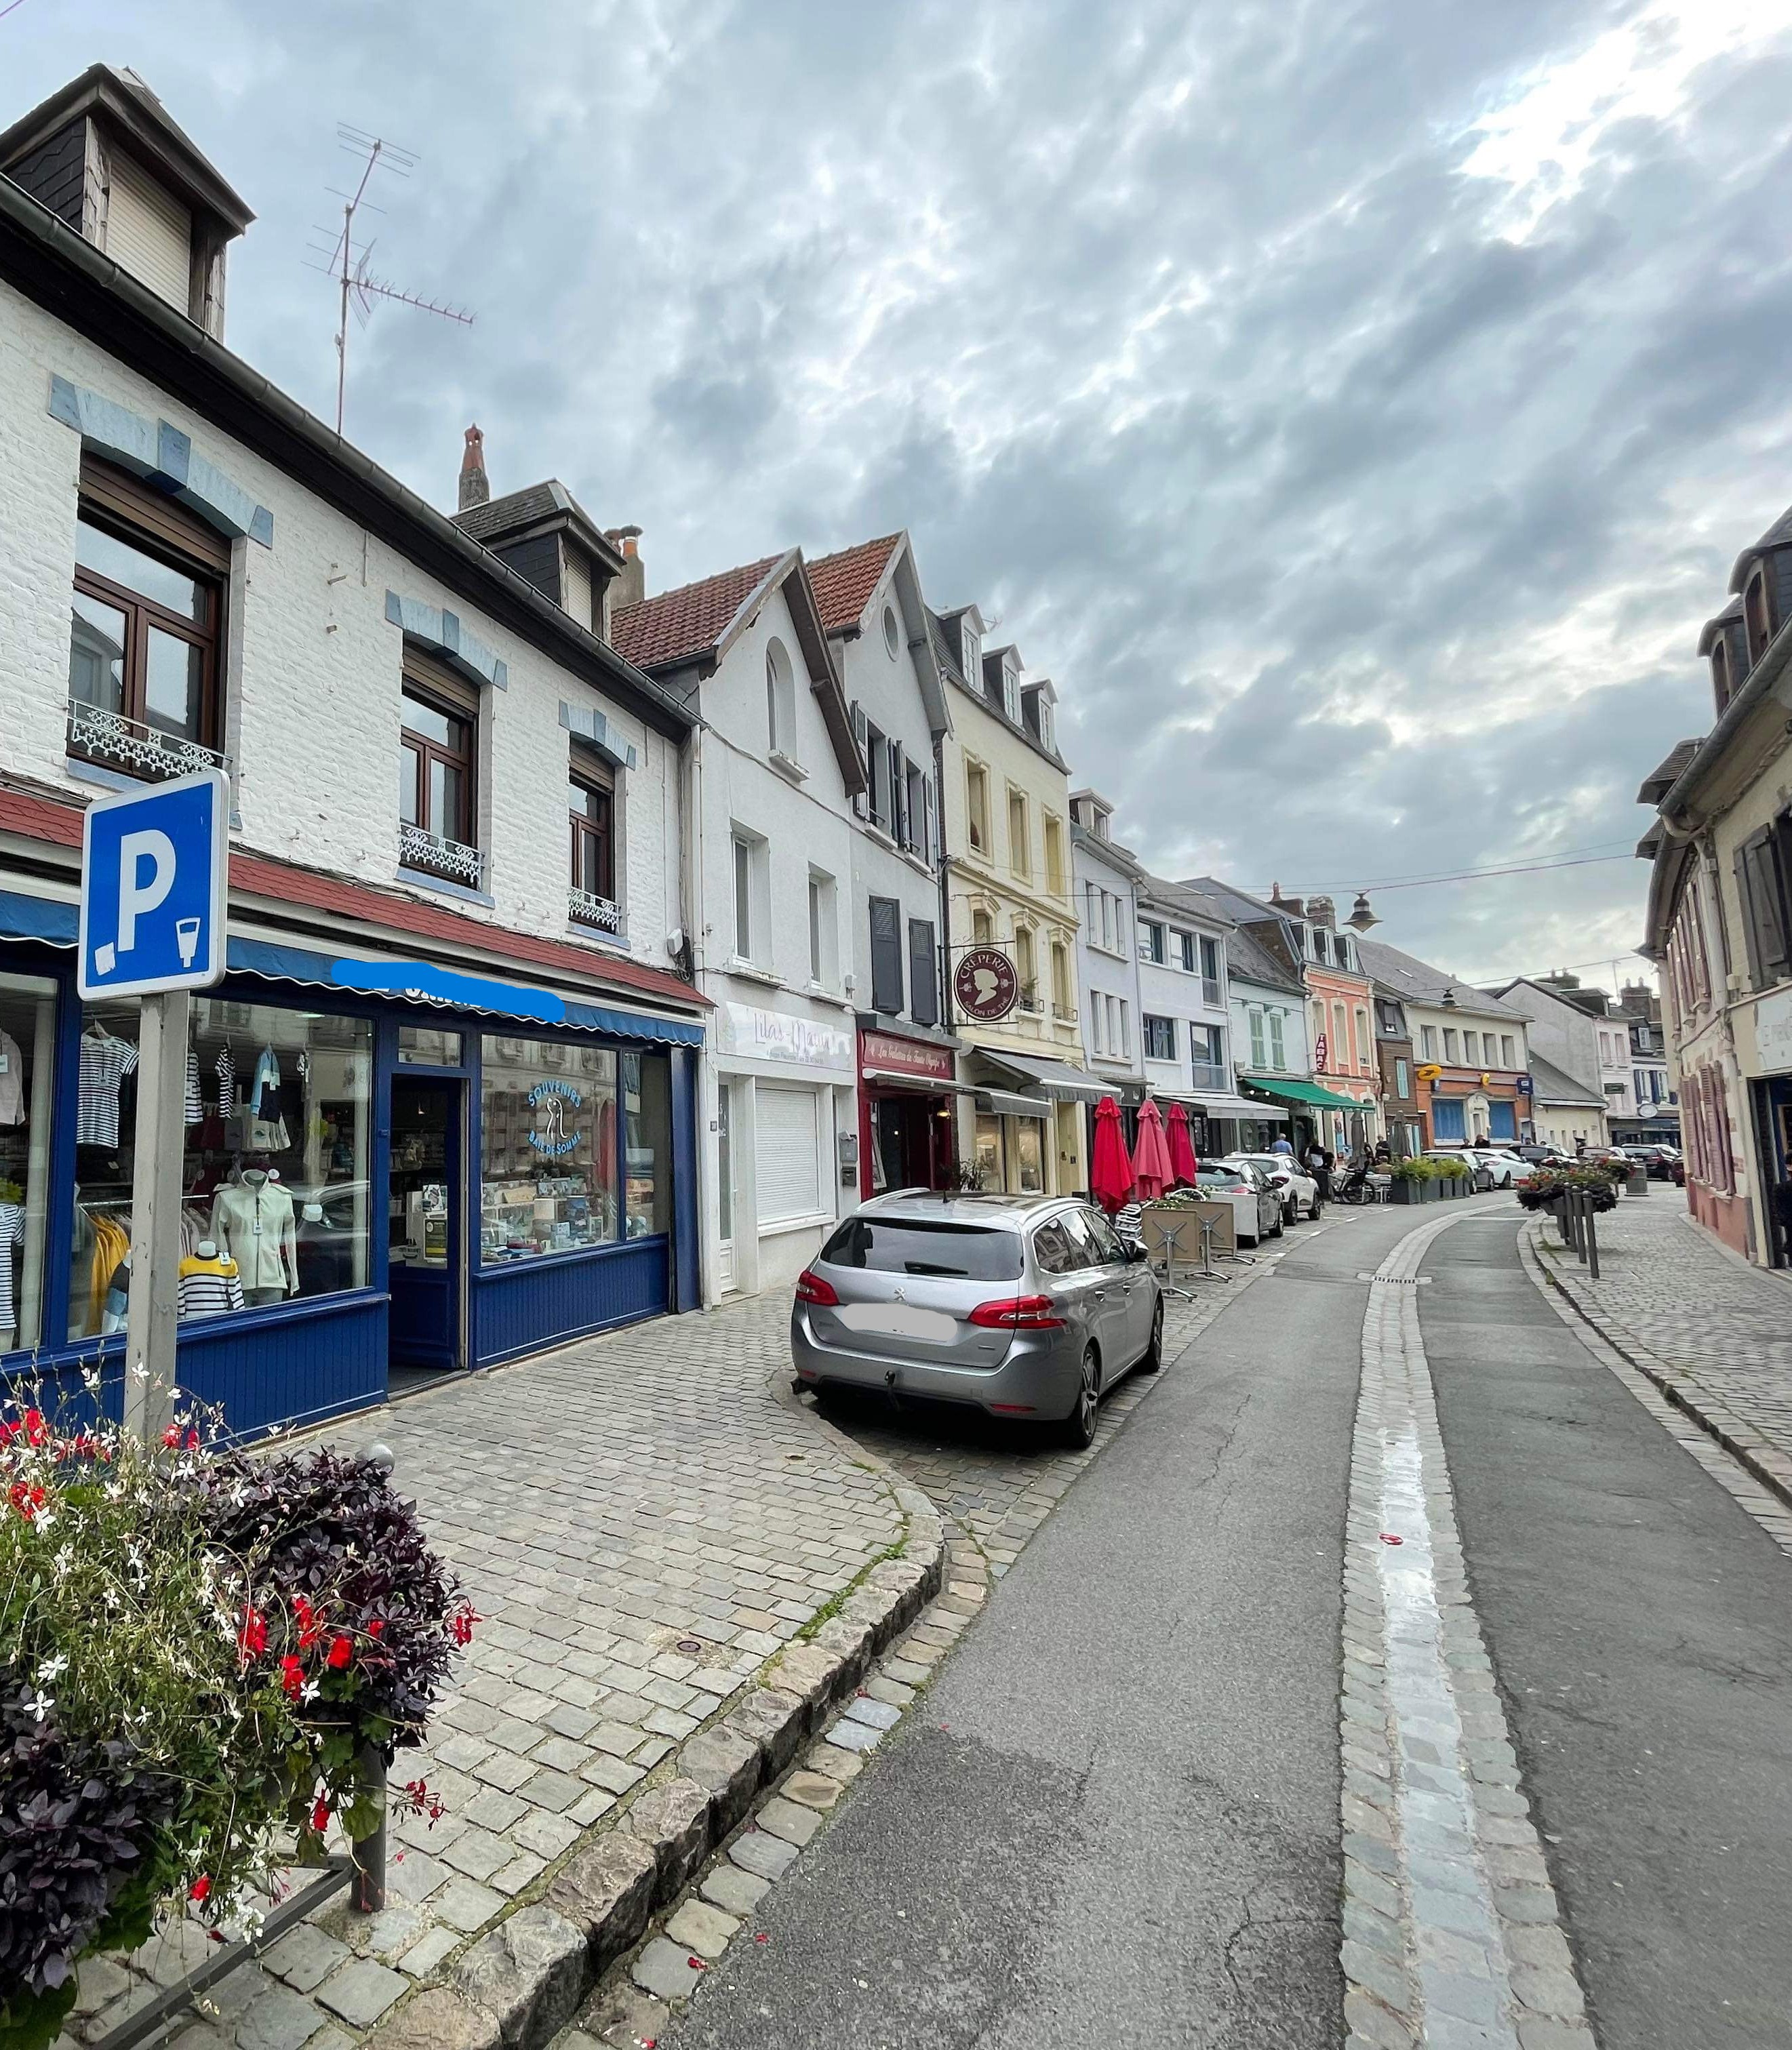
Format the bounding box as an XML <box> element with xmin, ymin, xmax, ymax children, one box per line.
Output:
<box><xmin>0</xmin><ymin>1397</ymin><xmax>471</xmax><ymax>2048</ymax></box>
<box><xmin>1388</xmin><ymin>1159</ymin><xmax>1431</xmax><ymax>1205</ymax></box>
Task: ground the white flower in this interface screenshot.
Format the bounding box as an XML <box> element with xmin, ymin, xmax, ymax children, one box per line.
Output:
<box><xmin>51</xmin><ymin>1546</ymin><xmax>74</xmax><ymax>1578</ymax></box>
<box><xmin>35</xmin><ymin>1655</ymin><xmax>68</xmax><ymax>1684</ymax></box>
<box><xmin>33</xmin><ymin>1510</ymin><xmax>56</xmax><ymax>1533</ymax></box>
<box><xmin>22</xmin><ymin>1689</ymin><xmax>53</xmax><ymax>1723</ymax></box>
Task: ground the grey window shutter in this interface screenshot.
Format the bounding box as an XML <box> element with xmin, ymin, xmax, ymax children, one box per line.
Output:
<box><xmin>870</xmin><ymin>896</ymin><xmax>904</xmax><ymax>1015</ymax></box>
<box><xmin>909</xmin><ymin>919</ymin><xmax>938</xmax><ymax>1025</ymax></box>
<box><xmin>892</xmin><ymin>746</ymin><xmax>908</xmax><ymax>848</ymax></box>
<box><xmin>851</xmin><ymin>704</ymin><xmax>868</xmax><ymax>818</ymax></box>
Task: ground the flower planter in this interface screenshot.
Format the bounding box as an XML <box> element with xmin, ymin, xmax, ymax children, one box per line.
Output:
<box><xmin>1389</xmin><ymin>1178</ymin><xmax>1426</xmax><ymax>1204</ymax></box>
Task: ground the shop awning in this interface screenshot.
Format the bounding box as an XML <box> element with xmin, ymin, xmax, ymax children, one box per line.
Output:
<box><xmin>1191</xmin><ymin>1092</ymin><xmax>1290</xmax><ymax>1123</ymax></box>
<box><xmin>1241</xmin><ymin>1076</ymin><xmax>1368</xmax><ymax>1113</ymax></box>
<box><xmin>862</xmin><ymin>1068</ymin><xmax>977</xmax><ymax>1094</ymax></box>
<box><xmin>0</xmin><ymin>891</ymin><xmax>703</xmax><ymax>1048</ymax></box>
<box><xmin>974</xmin><ymin>1051</ymin><xmax>1109</xmax><ymax>1104</ymax></box>
<box><xmin>974</xmin><ymin>1089</ymin><xmax>1051</xmax><ymax>1120</ymax></box>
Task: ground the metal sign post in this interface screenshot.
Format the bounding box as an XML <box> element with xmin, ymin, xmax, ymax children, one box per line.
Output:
<box><xmin>79</xmin><ymin>770</ymin><xmax>228</xmax><ymax>1442</ymax></box>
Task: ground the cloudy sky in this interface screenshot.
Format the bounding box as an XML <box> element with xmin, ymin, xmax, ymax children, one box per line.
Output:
<box><xmin>12</xmin><ymin>0</ymin><xmax>1792</xmax><ymax>989</ymax></box>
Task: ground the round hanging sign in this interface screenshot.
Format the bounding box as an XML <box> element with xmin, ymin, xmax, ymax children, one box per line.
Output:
<box><xmin>953</xmin><ymin>947</ymin><xmax>1018</xmax><ymax>1022</ymax></box>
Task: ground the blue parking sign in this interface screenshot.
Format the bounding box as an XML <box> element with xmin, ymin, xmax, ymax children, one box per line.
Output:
<box><xmin>79</xmin><ymin>769</ymin><xmax>229</xmax><ymax>999</ymax></box>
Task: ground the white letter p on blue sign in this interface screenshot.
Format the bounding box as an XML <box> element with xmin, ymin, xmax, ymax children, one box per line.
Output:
<box><xmin>79</xmin><ymin>769</ymin><xmax>229</xmax><ymax>999</ymax></box>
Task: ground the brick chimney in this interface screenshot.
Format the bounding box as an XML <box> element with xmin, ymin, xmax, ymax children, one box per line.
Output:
<box><xmin>1307</xmin><ymin>893</ymin><xmax>1336</xmax><ymax>930</ymax></box>
<box><xmin>610</xmin><ymin>526</ymin><xmax>645</xmax><ymax>609</ymax></box>
<box><xmin>458</xmin><ymin>424</ymin><xmax>490</xmax><ymax>512</ymax></box>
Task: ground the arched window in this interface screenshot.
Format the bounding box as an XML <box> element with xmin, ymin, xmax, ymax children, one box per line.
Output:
<box><xmin>971</xmin><ymin>907</ymin><xmax>993</xmax><ymax>946</ymax></box>
<box><xmin>765</xmin><ymin>639</ymin><xmax>796</xmax><ymax>757</ymax></box>
<box><xmin>1745</xmin><ymin>572</ymin><xmax>1774</xmax><ymax>665</ymax></box>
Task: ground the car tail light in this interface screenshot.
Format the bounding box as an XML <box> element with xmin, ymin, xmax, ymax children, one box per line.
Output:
<box><xmin>794</xmin><ymin>1268</ymin><xmax>839</xmax><ymax>1307</ymax></box>
<box><xmin>968</xmin><ymin>1294</ymin><xmax>1065</xmax><ymax>1330</ymax></box>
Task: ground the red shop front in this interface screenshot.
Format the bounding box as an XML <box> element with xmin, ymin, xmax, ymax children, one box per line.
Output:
<box><xmin>858</xmin><ymin>1026</ymin><xmax>963</xmax><ymax>1199</ymax></box>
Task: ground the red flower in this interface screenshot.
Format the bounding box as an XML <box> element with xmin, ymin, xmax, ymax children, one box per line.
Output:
<box><xmin>238</xmin><ymin>1607</ymin><xmax>268</xmax><ymax>1662</ymax></box>
<box><xmin>22</xmin><ymin>1409</ymin><xmax>45</xmax><ymax>1448</ymax></box>
<box><xmin>450</xmin><ymin>1603</ymin><xmax>479</xmax><ymax>1647</ymax></box>
<box><xmin>294</xmin><ymin>1596</ymin><xmax>322</xmax><ymax>1650</ymax></box>
<box><xmin>279</xmin><ymin>1655</ymin><xmax>304</xmax><ymax>1698</ymax></box>
<box><xmin>7</xmin><ymin>1482</ymin><xmax>45</xmax><ymax>1521</ymax></box>
<box><xmin>401</xmin><ymin>1777</ymin><xmax>445</xmax><ymax>1823</ymax></box>
<box><xmin>183</xmin><ymin>1426</ymin><xmax>200</xmax><ymax>1450</ymax></box>
<box><xmin>188</xmin><ymin>1874</ymin><xmax>212</xmax><ymax>1903</ymax></box>
<box><xmin>162</xmin><ymin>1426</ymin><xmax>180</xmax><ymax>1449</ymax></box>
<box><xmin>311</xmin><ymin>1797</ymin><xmax>331</xmax><ymax>1834</ymax></box>
<box><xmin>367</xmin><ymin>1617</ymin><xmax>385</xmax><ymax>1638</ymax></box>
<box><xmin>325</xmin><ymin>1633</ymin><xmax>353</xmax><ymax>1670</ymax></box>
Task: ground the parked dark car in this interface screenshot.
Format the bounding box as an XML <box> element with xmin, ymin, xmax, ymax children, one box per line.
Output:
<box><xmin>1623</xmin><ymin>1144</ymin><xmax>1684</xmax><ymax>1184</ymax></box>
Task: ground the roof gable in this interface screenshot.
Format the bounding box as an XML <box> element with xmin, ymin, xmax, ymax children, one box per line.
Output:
<box><xmin>610</xmin><ymin>555</ymin><xmax>784</xmax><ymax>672</ymax></box>
<box><xmin>808</xmin><ymin>534</ymin><xmax>902</xmax><ymax>632</ymax></box>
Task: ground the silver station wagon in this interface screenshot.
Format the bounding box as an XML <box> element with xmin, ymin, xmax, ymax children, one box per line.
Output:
<box><xmin>791</xmin><ymin>1190</ymin><xmax>1165</xmax><ymax>1447</ymax></box>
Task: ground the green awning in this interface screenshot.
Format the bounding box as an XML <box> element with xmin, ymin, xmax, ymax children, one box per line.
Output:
<box><xmin>1242</xmin><ymin>1076</ymin><xmax>1369</xmax><ymax>1113</ymax></box>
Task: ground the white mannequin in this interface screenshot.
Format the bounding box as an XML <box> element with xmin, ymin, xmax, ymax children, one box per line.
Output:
<box><xmin>212</xmin><ymin>1167</ymin><xmax>298</xmax><ymax>1302</ymax></box>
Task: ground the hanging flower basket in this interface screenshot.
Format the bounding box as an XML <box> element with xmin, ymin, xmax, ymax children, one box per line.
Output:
<box><xmin>1515</xmin><ymin>1165</ymin><xmax>1622</xmax><ymax>1215</ymax></box>
<box><xmin>0</xmin><ymin>1394</ymin><xmax>471</xmax><ymax>2049</ymax></box>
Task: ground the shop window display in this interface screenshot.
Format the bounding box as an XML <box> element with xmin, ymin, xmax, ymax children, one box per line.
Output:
<box><xmin>0</xmin><ymin>973</ymin><xmax>56</xmax><ymax>1353</ymax></box>
<box><xmin>623</xmin><ymin>1051</ymin><xmax>671</xmax><ymax>1239</ymax></box>
<box><xmin>481</xmin><ymin>1036</ymin><xmax>618</xmax><ymax>1258</ymax></box>
<box><xmin>68</xmin><ymin>997</ymin><xmax>373</xmax><ymax>1342</ymax></box>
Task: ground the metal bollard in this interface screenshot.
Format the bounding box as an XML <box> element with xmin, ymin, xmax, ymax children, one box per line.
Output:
<box><xmin>1585</xmin><ymin>1201</ymin><xmax>1600</xmax><ymax>1280</ymax></box>
<box><xmin>351</xmin><ymin>1748</ymin><xmax>387</xmax><ymax>1914</ymax></box>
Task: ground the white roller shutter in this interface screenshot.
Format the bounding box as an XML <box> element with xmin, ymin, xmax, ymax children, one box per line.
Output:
<box><xmin>755</xmin><ymin>1085</ymin><xmax>822</xmax><ymax>1226</ymax></box>
<box><xmin>104</xmin><ymin>148</ymin><xmax>193</xmax><ymax>314</ymax></box>
<box><xmin>561</xmin><ymin>547</ymin><xmax>594</xmax><ymax>630</ymax></box>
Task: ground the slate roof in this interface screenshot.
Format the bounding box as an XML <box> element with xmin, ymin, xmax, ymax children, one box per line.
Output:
<box><xmin>452</xmin><ymin>483</ymin><xmax>572</xmax><ymax>542</ymax></box>
<box><xmin>1636</xmin><ymin>739</ymin><xmax>1701</xmax><ymax>806</ymax></box>
<box><xmin>608</xmin><ymin>555</ymin><xmax>783</xmax><ymax>672</ymax></box>
<box><xmin>1697</xmin><ymin>592</ymin><xmax>1743</xmax><ymax>656</ymax></box>
<box><xmin>1356</xmin><ymin>938</ymin><xmax>1525</xmax><ymax>1019</ymax></box>
<box><xmin>1528</xmin><ymin>1051</ymin><xmax>1604</xmax><ymax>1107</ymax></box>
<box><xmin>808</xmin><ymin>534</ymin><xmax>902</xmax><ymax>630</ymax></box>
<box><xmin>1730</xmin><ymin>504</ymin><xmax>1792</xmax><ymax>592</ymax></box>
<box><xmin>1137</xmin><ymin>874</ymin><xmax>1233</xmax><ymax>931</ymax></box>
<box><xmin>1224</xmin><ymin>921</ymin><xmax>1304</xmax><ymax>997</ymax></box>
<box><xmin>1180</xmin><ymin>876</ymin><xmax>1288</xmax><ymax>927</ymax></box>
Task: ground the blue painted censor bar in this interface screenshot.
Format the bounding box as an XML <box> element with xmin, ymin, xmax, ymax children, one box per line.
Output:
<box><xmin>78</xmin><ymin>769</ymin><xmax>230</xmax><ymax>999</ymax></box>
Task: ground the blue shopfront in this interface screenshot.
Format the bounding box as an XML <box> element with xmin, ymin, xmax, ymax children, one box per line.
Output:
<box><xmin>0</xmin><ymin>893</ymin><xmax>703</xmax><ymax>1439</ymax></box>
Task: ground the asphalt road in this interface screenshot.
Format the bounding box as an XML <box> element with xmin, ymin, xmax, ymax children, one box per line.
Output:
<box><xmin>667</xmin><ymin>1204</ymin><xmax>1418</xmax><ymax>2050</ymax></box>
<box><xmin>1420</xmin><ymin>1218</ymin><xmax>1792</xmax><ymax>2049</ymax></box>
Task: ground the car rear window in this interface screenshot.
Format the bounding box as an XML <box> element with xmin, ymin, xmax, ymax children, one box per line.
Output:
<box><xmin>821</xmin><ymin>1217</ymin><xmax>1024</xmax><ymax>1281</ymax></box>
<box><xmin>1197</xmin><ymin>1165</ymin><xmax>1246</xmax><ymax>1186</ymax></box>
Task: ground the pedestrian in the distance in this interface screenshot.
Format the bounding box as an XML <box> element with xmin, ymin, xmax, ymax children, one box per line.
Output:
<box><xmin>1269</xmin><ymin>1133</ymin><xmax>1294</xmax><ymax>1158</ymax></box>
<box><xmin>1307</xmin><ymin>1142</ymin><xmax>1332</xmax><ymax>1206</ymax></box>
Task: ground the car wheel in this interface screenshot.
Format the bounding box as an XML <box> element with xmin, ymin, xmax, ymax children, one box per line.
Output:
<box><xmin>1060</xmin><ymin>1346</ymin><xmax>1100</xmax><ymax>1447</ymax></box>
<box><xmin>1269</xmin><ymin>1207</ymin><xmax>1285</xmax><ymax>1238</ymax></box>
<box><xmin>1283</xmin><ymin>1199</ymin><xmax>1298</xmax><ymax>1226</ymax></box>
<box><xmin>1138</xmin><ymin>1297</ymin><xmax>1165</xmax><ymax>1373</ymax></box>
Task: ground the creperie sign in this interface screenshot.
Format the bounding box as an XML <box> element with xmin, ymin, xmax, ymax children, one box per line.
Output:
<box><xmin>860</xmin><ymin>1030</ymin><xmax>955</xmax><ymax>1081</ymax></box>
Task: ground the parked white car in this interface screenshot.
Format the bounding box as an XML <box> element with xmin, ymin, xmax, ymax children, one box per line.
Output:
<box><xmin>1427</xmin><ymin>1146</ymin><xmax>1526</xmax><ymax>1188</ymax></box>
<box><xmin>1221</xmin><ymin>1152</ymin><xmax>1321</xmax><ymax>1224</ymax></box>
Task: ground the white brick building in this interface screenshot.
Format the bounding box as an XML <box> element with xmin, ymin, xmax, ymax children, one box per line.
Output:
<box><xmin>0</xmin><ymin>65</ymin><xmax>706</xmax><ymax>1431</ymax></box>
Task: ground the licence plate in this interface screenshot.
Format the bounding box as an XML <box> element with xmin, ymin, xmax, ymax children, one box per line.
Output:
<box><xmin>837</xmin><ymin>1304</ymin><xmax>957</xmax><ymax>1342</ymax></box>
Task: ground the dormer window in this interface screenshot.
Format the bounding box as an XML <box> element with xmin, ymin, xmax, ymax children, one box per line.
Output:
<box><xmin>1746</xmin><ymin>570</ymin><xmax>1774</xmax><ymax>664</ymax></box>
<box><xmin>961</xmin><ymin>625</ymin><xmax>980</xmax><ymax>684</ymax></box>
<box><xmin>1712</xmin><ymin>638</ymin><xmax>1732</xmax><ymax>715</ymax></box>
<box><xmin>1001</xmin><ymin>661</ymin><xmax>1019</xmax><ymax>723</ymax></box>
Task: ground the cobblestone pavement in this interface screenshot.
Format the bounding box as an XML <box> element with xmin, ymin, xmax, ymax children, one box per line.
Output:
<box><xmin>1532</xmin><ymin>1192</ymin><xmax>1792</xmax><ymax>1505</ymax></box>
<box><xmin>1342</xmin><ymin>1205</ymin><xmax>1593</xmax><ymax>2050</ymax></box>
<box><xmin>62</xmin><ymin>1295</ymin><xmax>905</xmax><ymax>2050</ymax></box>
<box><xmin>829</xmin><ymin>1211</ymin><xmax>1365</xmax><ymax>1572</ymax></box>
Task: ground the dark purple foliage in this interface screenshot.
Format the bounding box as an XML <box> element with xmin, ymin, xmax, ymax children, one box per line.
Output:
<box><xmin>191</xmin><ymin>1451</ymin><xmax>462</xmax><ymax>1754</ymax></box>
<box><xmin>0</xmin><ymin>1688</ymin><xmax>171</xmax><ymax>2003</ymax></box>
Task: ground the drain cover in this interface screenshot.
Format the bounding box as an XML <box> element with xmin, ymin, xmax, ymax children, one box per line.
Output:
<box><xmin>675</xmin><ymin>1639</ymin><xmax>704</xmax><ymax>1655</ymax></box>
<box><xmin>1357</xmin><ymin>1273</ymin><xmax>1432</xmax><ymax>1284</ymax></box>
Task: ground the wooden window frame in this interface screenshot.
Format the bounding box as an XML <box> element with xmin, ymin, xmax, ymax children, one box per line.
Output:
<box><xmin>400</xmin><ymin>651</ymin><xmax>479</xmax><ymax>860</ymax></box>
<box><xmin>69</xmin><ymin>460</ymin><xmax>227</xmax><ymax>765</ymax></box>
<box><xmin>568</xmin><ymin>755</ymin><xmax>616</xmax><ymax>913</ymax></box>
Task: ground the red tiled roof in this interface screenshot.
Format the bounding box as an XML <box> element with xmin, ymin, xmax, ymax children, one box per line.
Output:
<box><xmin>807</xmin><ymin>534</ymin><xmax>902</xmax><ymax>632</ymax></box>
<box><xmin>610</xmin><ymin>555</ymin><xmax>782</xmax><ymax>672</ymax></box>
<box><xmin>0</xmin><ymin>781</ymin><xmax>706</xmax><ymax>1014</ymax></box>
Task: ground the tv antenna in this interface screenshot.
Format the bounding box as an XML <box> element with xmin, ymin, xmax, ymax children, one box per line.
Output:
<box><xmin>306</xmin><ymin>125</ymin><xmax>474</xmax><ymax>437</ymax></box>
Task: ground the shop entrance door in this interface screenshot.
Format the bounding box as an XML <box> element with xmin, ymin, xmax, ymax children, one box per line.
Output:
<box><xmin>388</xmin><ymin>1075</ymin><xmax>464</xmax><ymax>1384</ymax></box>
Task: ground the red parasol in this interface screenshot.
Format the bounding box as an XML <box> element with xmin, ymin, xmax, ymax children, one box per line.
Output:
<box><xmin>1090</xmin><ymin>1096</ymin><xmax>1136</xmax><ymax>1214</ymax></box>
<box><xmin>1166</xmin><ymin>1102</ymin><xmax>1200</xmax><ymax>1184</ymax></box>
<box><xmin>1133</xmin><ymin>1098</ymin><xmax>1174</xmax><ymax>1201</ymax></box>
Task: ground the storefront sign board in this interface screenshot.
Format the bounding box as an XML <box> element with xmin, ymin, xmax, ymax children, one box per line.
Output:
<box><xmin>723</xmin><ymin>1003</ymin><xmax>854</xmax><ymax>1072</ymax></box>
<box><xmin>860</xmin><ymin>1030</ymin><xmax>955</xmax><ymax>1082</ymax></box>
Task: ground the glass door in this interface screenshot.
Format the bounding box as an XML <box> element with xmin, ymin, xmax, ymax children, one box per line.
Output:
<box><xmin>388</xmin><ymin>1074</ymin><xmax>463</xmax><ymax>1383</ymax></box>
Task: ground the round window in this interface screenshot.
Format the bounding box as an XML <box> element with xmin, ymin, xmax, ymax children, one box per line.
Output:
<box><xmin>882</xmin><ymin>605</ymin><xmax>901</xmax><ymax>658</ymax></box>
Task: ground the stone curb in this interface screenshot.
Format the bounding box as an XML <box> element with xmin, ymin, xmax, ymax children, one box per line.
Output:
<box><xmin>361</xmin><ymin>1453</ymin><xmax>944</xmax><ymax>2050</ymax></box>
<box><xmin>1524</xmin><ymin>1220</ymin><xmax>1792</xmax><ymax>1513</ymax></box>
